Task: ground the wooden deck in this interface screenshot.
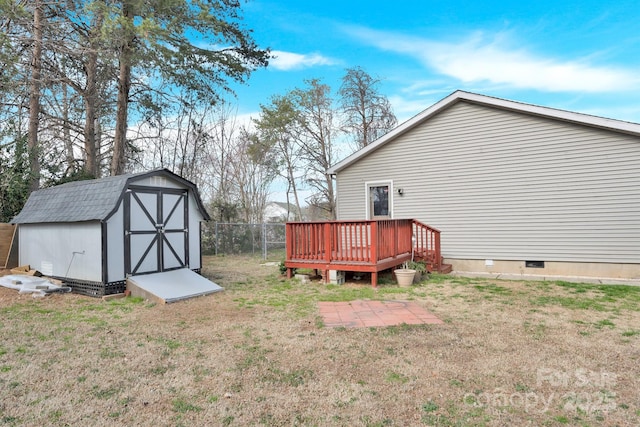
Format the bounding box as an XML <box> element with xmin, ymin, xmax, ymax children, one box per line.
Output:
<box><xmin>285</xmin><ymin>219</ymin><xmax>443</xmax><ymax>287</ymax></box>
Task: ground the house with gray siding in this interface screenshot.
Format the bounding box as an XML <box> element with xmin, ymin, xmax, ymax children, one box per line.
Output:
<box><xmin>327</xmin><ymin>91</ymin><xmax>640</xmax><ymax>280</ymax></box>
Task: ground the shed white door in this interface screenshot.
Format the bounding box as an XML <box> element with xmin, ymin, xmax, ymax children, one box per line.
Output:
<box><xmin>125</xmin><ymin>187</ymin><xmax>189</xmax><ymax>276</ymax></box>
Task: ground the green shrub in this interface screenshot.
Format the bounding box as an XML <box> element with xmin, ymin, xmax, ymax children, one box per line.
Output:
<box><xmin>407</xmin><ymin>260</ymin><xmax>426</xmax><ymax>273</ymax></box>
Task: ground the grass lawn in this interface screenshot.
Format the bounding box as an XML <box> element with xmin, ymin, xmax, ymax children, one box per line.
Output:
<box><xmin>0</xmin><ymin>255</ymin><xmax>639</xmax><ymax>426</ymax></box>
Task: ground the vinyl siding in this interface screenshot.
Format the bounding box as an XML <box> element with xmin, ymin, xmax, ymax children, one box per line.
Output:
<box><xmin>133</xmin><ymin>175</ymin><xmax>184</xmax><ymax>189</ymax></box>
<box><xmin>106</xmin><ymin>203</ymin><xmax>125</xmax><ymax>282</ymax></box>
<box><xmin>335</xmin><ymin>101</ymin><xmax>640</xmax><ymax>263</ymax></box>
<box><xmin>188</xmin><ymin>195</ymin><xmax>202</xmax><ymax>269</ymax></box>
<box><xmin>18</xmin><ymin>222</ymin><xmax>103</xmax><ymax>282</ymax></box>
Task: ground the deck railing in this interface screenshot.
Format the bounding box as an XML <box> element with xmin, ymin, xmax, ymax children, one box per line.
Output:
<box><xmin>412</xmin><ymin>219</ymin><xmax>441</xmax><ymax>270</ymax></box>
<box><xmin>286</xmin><ymin>219</ymin><xmax>441</xmax><ymax>270</ymax></box>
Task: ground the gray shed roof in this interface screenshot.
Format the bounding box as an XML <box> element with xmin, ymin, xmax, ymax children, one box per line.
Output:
<box><xmin>12</xmin><ymin>169</ymin><xmax>210</xmax><ymax>224</ymax></box>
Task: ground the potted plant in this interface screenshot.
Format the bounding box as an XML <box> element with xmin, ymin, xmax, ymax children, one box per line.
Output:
<box><xmin>407</xmin><ymin>260</ymin><xmax>427</xmax><ymax>283</ymax></box>
<box><xmin>394</xmin><ymin>262</ymin><xmax>416</xmax><ymax>287</ymax></box>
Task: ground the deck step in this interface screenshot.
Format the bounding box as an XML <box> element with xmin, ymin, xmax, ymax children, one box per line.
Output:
<box><xmin>425</xmin><ymin>263</ymin><xmax>452</xmax><ymax>274</ymax></box>
<box><xmin>438</xmin><ymin>263</ymin><xmax>453</xmax><ymax>274</ymax></box>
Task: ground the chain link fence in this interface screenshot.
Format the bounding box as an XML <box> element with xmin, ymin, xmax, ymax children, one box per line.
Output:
<box><xmin>202</xmin><ymin>222</ymin><xmax>286</xmax><ymax>261</ymax></box>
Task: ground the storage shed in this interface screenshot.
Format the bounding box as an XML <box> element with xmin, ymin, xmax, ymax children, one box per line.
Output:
<box><xmin>11</xmin><ymin>169</ymin><xmax>211</xmax><ymax>296</ymax></box>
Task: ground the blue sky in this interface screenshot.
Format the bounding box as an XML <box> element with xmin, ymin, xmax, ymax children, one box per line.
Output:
<box><xmin>228</xmin><ymin>0</ymin><xmax>640</xmax><ymax>124</ymax></box>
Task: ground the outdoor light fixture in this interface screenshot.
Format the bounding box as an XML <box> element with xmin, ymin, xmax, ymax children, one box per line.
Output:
<box><xmin>397</xmin><ymin>188</ymin><xmax>404</xmax><ymax>196</ymax></box>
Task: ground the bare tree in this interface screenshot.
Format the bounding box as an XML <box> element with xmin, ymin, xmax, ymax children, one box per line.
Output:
<box><xmin>291</xmin><ymin>79</ymin><xmax>339</xmax><ymax>219</ymax></box>
<box><xmin>254</xmin><ymin>95</ymin><xmax>305</xmax><ymax>220</ymax></box>
<box><xmin>134</xmin><ymin>95</ymin><xmax>215</xmax><ymax>192</ymax></box>
<box><xmin>254</xmin><ymin>79</ymin><xmax>343</xmax><ymax>220</ymax></box>
<box><xmin>231</xmin><ymin>127</ymin><xmax>277</xmax><ymax>223</ymax></box>
<box><xmin>339</xmin><ymin>66</ymin><xmax>397</xmax><ymax>151</ymax></box>
<box><xmin>135</xmin><ymin>100</ymin><xmax>276</xmax><ymax>223</ymax></box>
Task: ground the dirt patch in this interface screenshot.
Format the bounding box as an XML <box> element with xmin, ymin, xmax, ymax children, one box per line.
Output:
<box><xmin>0</xmin><ymin>257</ymin><xmax>638</xmax><ymax>426</ymax></box>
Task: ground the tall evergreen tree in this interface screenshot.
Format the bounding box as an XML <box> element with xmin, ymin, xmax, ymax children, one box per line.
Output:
<box><xmin>254</xmin><ymin>95</ymin><xmax>305</xmax><ymax>219</ymax></box>
<box><xmin>1</xmin><ymin>0</ymin><xmax>270</xmax><ymax>184</ymax></box>
<box><xmin>0</xmin><ymin>135</ymin><xmax>33</xmax><ymax>222</ymax></box>
<box><xmin>105</xmin><ymin>0</ymin><xmax>270</xmax><ymax>175</ymax></box>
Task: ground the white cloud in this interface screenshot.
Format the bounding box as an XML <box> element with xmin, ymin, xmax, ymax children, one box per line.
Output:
<box><xmin>270</xmin><ymin>50</ymin><xmax>338</xmax><ymax>71</ymax></box>
<box><xmin>345</xmin><ymin>26</ymin><xmax>640</xmax><ymax>93</ymax></box>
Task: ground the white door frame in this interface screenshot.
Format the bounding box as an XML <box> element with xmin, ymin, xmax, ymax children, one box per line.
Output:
<box><xmin>364</xmin><ymin>180</ymin><xmax>394</xmax><ymax>220</ymax></box>
<box><xmin>124</xmin><ymin>186</ymin><xmax>189</xmax><ymax>276</ymax></box>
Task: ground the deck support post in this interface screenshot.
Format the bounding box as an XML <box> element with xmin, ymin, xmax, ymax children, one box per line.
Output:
<box><xmin>371</xmin><ymin>272</ymin><xmax>378</xmax><ymax>288</ymax></box>
<box><xmin>323</xmin><ymin>222</ymin><xmax>332</xmax><ymax>285</ymax></box>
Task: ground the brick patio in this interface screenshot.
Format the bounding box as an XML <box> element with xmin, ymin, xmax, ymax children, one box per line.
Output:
<box><xmin>318</xmin><ymin>300</ymin><xmax>443</xmax><ymax>328</ymax></box>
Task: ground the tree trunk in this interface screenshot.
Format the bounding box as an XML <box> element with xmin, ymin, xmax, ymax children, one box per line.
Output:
<box><xmin>95</xmin><ymin>118</ymin><xmax>102</xmax><ymax>178</ymax></box>
<box><xmin>110</xmin><ymin>2</ymin><xmax>133</xmax><ymax>176</ymax></box>
<box><xmin>62</xmin><ymin>83</ymin><xmax>75</xmax><ymax>174</ymax></box>
<box><xmin>286</xmin><ymin>159</ymin><xmax>302</xmax><ymax>221</ymax></box>
<box><xmin>28</xmin><ymin>0</ymin><xmax>43</xmax><ymax>191</ymax></box>
<box><xmin>325</xmin><ymin>173</ymin><xmax>336</xmax><ymax>219</ymax></box>
<box><xmin>84</xmin><ymin>45</ymin><xmax>98</xmax><ymax>177</ymax></box>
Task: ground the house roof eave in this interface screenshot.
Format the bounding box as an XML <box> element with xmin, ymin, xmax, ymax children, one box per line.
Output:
<box><xmin>327</xmin><ymin>90</ymin><xmax>640</xmax><ymax>175</ymax></box>
<box><xmin>327</xmin><ymin>91</ymin><xmax>461</xmax><ymax>174</ymax></box>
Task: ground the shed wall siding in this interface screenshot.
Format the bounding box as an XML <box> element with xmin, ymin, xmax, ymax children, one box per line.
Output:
<box><xmin>106</xmin><ymin>203</ymin><xmax>125</xmax><ymax>282</ymax></box>
<box><xmin>133</xmin><ymin>175</ymin><xmax>183</xmax><ymax>189</ymax></box>
<box><xmin>18</xmin><ymin>223</ymin><xmax>103</xmax><ymax>282</ymax></box>
<box><xmin>188</xmin><ymin>196</ymin><xmax>202</xmax><ymax>269</ymax></box>
<box><xmin>335</xmin><ymin>101</ymin><xmax>640</xmax><ymax>263</ymax></box>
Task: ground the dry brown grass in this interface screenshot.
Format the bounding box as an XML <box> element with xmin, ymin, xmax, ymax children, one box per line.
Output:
<box><xmin>1</xmin><ymin>257</ymin><xmax>639</xmax><ymax>426</ymax></box>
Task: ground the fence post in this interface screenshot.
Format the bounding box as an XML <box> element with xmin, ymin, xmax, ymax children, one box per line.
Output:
<box><xmin>214</xmin><ymin>222</ymin><xmax>218</xmax><ymax>256</ymax></box>
<box><xmin>208</xmin><ymin>222</ymin><xmax>286</xmax><ymax>259</ymax></box>
<box><xmin>262</xmin><ymin>222</ymin><xmax>267</xmax><ymax>260</ymax></box>
<box><xmin>251</xmin><ymin>224</ymin><xmax>256</xmax><ymax>256</ymax></box>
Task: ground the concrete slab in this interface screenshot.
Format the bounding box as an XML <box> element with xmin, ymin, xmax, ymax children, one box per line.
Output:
<box><xmin>127</xmin><ymin>268</ymin><xmax>223</xmax><ymax>304</ymax></box>
<box><xmin>450</xmin><ymin>271</ymin><xmax>640</xmax><ymax>287</ymax></box>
